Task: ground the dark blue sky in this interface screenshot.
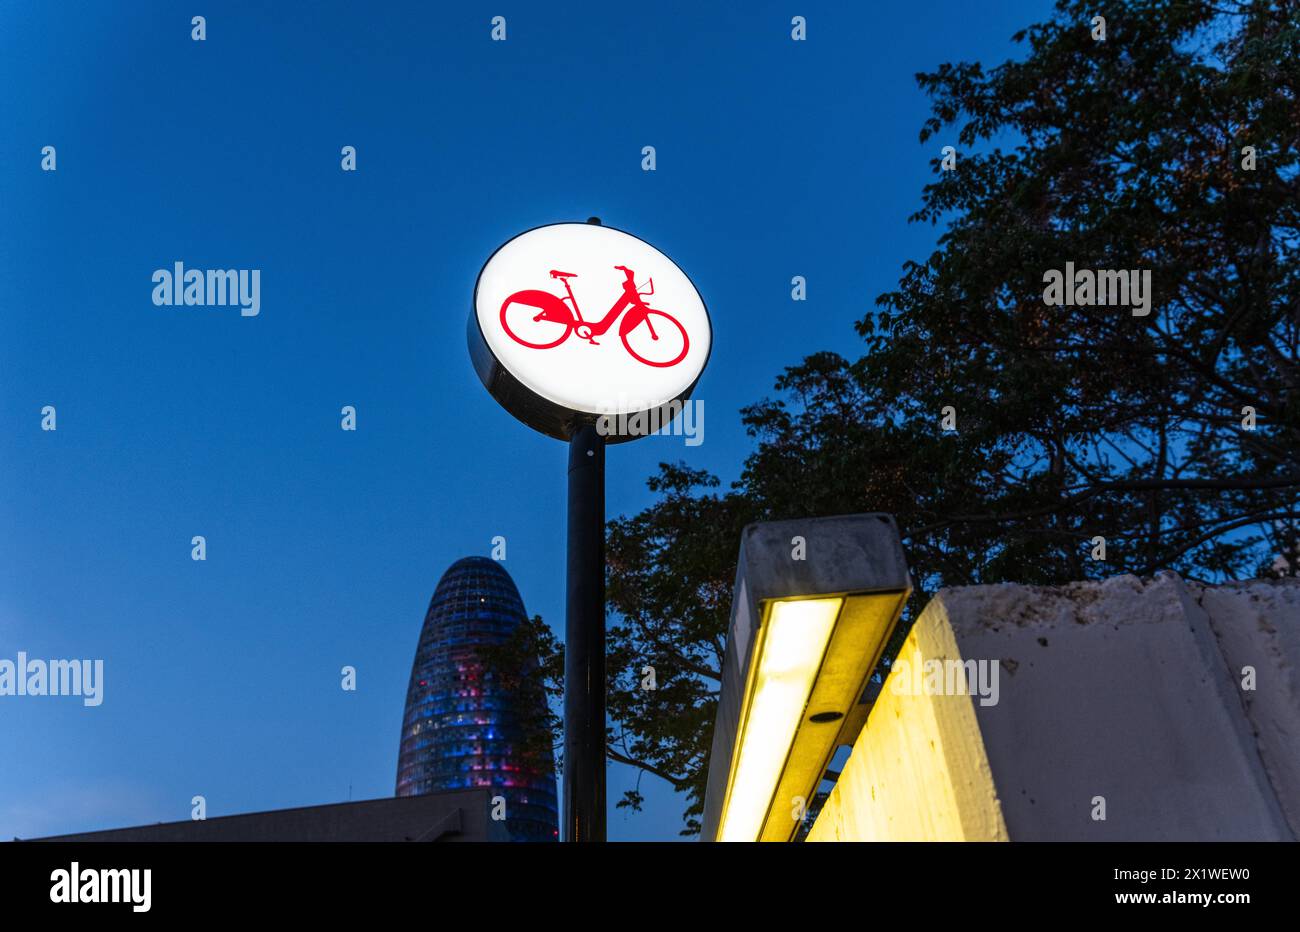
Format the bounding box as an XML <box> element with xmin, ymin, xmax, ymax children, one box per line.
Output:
<box><xmin>0</xmin><ymin>0</ymin><xmax>1051</xmax><ymax>840</ymax></box>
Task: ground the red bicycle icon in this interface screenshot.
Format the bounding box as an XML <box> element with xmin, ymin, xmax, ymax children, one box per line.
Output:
<box><xmin>499</xmin><ymin>265</ymin><xmax>690</xmax><ymax>367</ymax></box>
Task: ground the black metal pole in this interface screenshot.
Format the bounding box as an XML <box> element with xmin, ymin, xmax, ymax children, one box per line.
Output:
<box><xmin>564</xmin><ymin>422</ymin><xmax>606</xmax><ymax>842</ymax></box>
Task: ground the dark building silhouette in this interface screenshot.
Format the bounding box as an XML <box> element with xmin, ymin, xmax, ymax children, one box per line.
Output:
<box><xmin>395</xmin><ymin>556</ymin><xmax>558</xmax><ymax>842</ymax></box>
<box><xmin>30</xmin><ymin>791</ymin><xmax>508</xmax><ymax>843</ymax></box>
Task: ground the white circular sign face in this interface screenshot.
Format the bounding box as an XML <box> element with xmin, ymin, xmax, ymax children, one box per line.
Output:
<box><xmin>472</xmin><ymin>223</ymin><xmax>711</xmax><ymax>433</ymax></box>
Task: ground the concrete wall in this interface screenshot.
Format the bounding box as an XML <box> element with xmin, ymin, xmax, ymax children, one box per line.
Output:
<box><xmin>1192</xmin><ymin>578</ymin><xmax>1300</xmax><ymax>838</ymax></box>
<box><xmin>809</xmin><ymin>573</ymin><xmax>1299</xmax><ymax>842</ymax></box>
<box><xmin>806</xmin><ymin>600</ymin><xmax>1009</xmax><ymax>841</ymax></box>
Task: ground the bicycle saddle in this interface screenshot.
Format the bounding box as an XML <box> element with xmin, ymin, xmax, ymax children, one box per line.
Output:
<box><xmin>549</xmin><ymin>269</ymin><xmax>577</xmax><ymax>279</ymax></box>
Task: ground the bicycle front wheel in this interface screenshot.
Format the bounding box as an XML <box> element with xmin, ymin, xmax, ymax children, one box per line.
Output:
<box><xmin>620</xmin><ymin>310</ymin><xmax>690</xmax><ymax>367</ymax></box>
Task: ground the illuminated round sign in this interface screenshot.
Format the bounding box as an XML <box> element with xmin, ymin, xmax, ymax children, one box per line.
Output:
<box><xmin>468</xmin><ymin>221</ymin><xmax>711</xmax><ymax>442</ymax></box>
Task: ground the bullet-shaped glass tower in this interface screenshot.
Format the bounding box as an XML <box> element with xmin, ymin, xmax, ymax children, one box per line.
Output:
<box><xmin>395</xmin><ymin>556</ymin><xmax>558</xmax><ymax>842</ymax></box>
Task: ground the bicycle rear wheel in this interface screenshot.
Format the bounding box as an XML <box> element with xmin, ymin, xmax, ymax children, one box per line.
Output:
<box><xmin>499</xmin><ymin>290</ymin><xmax>575</xmax><ymax>349</ymax></box>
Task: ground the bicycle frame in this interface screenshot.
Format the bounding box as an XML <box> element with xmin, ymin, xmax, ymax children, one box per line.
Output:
<box><xmin>556</xmin><ymin>276</ymin><xmax>656</xmax><ymax>338</ymax></box>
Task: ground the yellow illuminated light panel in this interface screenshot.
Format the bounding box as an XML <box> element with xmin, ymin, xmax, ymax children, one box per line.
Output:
<box><xmin>757</xmin><ymin>592</ymin><xmax>902</xmax><ymax>841</ymax></box>
<box><xmin>717</xmin><ymin>597</ymin><xmax>843</xmax><ymax>842</ymax></box>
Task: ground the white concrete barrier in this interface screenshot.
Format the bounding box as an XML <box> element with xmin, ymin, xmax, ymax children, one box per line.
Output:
<box><xmin>808</xmin><ymin>573</ymin><xmax>1298</xmax><ymax>841</ymax></box>
<box><xmin>1193</xmin><ymin>577</ymin><xmax>1300</xmax><ymax>838</ymax></box>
